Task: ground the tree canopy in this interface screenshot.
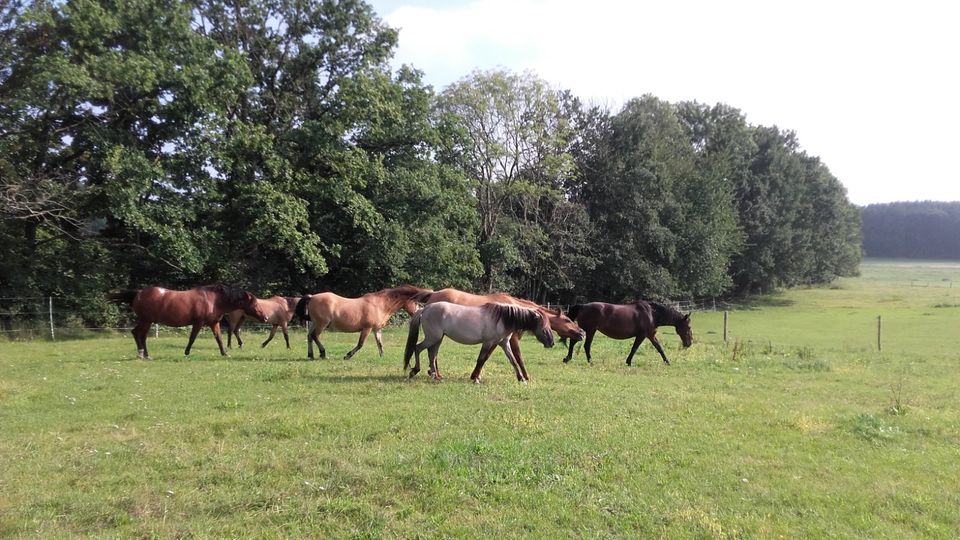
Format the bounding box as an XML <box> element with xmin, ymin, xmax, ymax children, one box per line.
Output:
<box><xmin>0</xmin><ymin>0</ymin><xmax>863</xmax><ymax>325</ymax></box>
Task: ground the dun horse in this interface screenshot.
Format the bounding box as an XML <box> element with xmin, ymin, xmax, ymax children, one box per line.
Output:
<box><xmin>404</xmin><ymin>302</ymin><xmax>554</xmax><ymax>383</ymax></box>
<box><xmin>295</xmin><ymin>285</ymin><xmax>431</xmax><ymax>359</ymax></box>
<box><xmin>562</xmin><ymin>300</ymin><xmax>692</xmax><ymax>365</ymax></box>
<box><xmin>421</xmin><ymin>288</ymin><xmax>585</xmax><ymax>377</ymax></box>
<box><xmin>223</xmin><ymin>296</ymin><xmax>300</xmax><ymax>349</ymax></box>
<box><xmin>108</xmin><ymin>285</ymin><xmax>267</xmax><ymax>358</ymax></box>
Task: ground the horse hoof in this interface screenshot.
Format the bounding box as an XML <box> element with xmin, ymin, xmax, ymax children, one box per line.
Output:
<box><xmin>562</xmin><ymin>357</ymin><xmax>570</xmax><ymax>364</ymax></box>
<box><xmin>472</xmin><ymin>378</ymin><xmax>481</xmax><ymax>385</ymax></box>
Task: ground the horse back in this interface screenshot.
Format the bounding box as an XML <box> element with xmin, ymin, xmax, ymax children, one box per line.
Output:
<box><xmin>132</xmin><ymin>287</ymin><xmax>216</xmax><ymax>327</ymax></box>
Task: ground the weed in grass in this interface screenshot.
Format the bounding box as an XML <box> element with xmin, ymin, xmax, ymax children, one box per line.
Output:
<box><xmin>851</xmin><ymin>413</ymin><xmax>901</xmax><ymax>444</ymax></box>
<box><xmin>888</xmin><ymin>372</ymin><xmax>909</xmax><ymax>416</ymax></box>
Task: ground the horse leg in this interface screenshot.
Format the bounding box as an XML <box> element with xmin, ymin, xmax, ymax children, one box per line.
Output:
<box><xmin>583</xmin><ymin>329</ymin><xmax>597</xmax><ymax>363</ymax></box>
<box><xmin>281</xmin><ymin>322</ymin><xmax>290</xmax><ymax>349</ymax></box>
<box><xmin>226</xmin><ymin>320</ymin><xmax>233</xmax><ymax>348</ymax></box>
<box><xmin>469</xmin><ymin>343</ymin><xmax>497</xmax><ymax>383</ymax></box>
<box><xmin>234</xmin><ymin>324</ymin><xmax>243</xmax><ymax>349</ymax></box>
<box><xmin>427</xmin><ymin>341</ymin><xmax>443</xmax><ymax>380</ymax></box>
<box><xmin>650</xmin><ymin>335</ymin><xmax>670</xmax><ymax>365</ymax></box>
<box><xmin>625</xmin><ymin>335</ymin><xmax>646</xmax><ymax>366</ymax></box>
<box><xmin>409</xmin><ymin>338</ymin><xmax>432</xmax><ymax>378</ymax></box>
<box><xmin>374</xmin><ymin>329</ymin><xmax>385</xmax><ymax>358</ymax></box>
<box><xmin>307</xmin><ymin>321</ymin><xmax>327</xmax><ymax>359</ymax></box>
<box><xmin>562</xmin><ymin>335</ymin><xmax>580</xmax><ymax>363</ymax></box>
<box><xmin>132</xmin><ymin>321</ymin><xmax>151</xmax><ymax>359</ymax></box>
<box><xmin>261</xmin><ymin>324</ymin><xmax>278</xmax><ymax>348</ymax></box>
<box><xmin>211</xmin><ymin>321</ymin><xmax>228</xmax><ymax>356</ymax></box>
<box><xmin>509</xmin><ymin>333</ymin><xmax>530</xmax><ymax>382</ymax></box>
<box><xmin>344</xmin><ymin>327</ymin><xmax>371</xmax><ymax>359</ymax></box>
<box><xmin>498</xmin><ymin>338</ymin><xmax>526</xmax><ymax>383</ymax></box>
<box><xmin>184</xmin><ymin>323</ymin><xmax>203</xmax><ymax>356</ymax></box>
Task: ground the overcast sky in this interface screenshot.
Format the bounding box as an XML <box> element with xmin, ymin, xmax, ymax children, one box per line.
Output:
<box><xmin>370</xmin><ymin>0</ymin><xmax>959</xmax><ymax>205</ymax></box>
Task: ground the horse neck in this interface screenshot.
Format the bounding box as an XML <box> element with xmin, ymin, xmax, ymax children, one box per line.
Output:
<box><xmin>371</xmin><ymin>289</ymin><xmax>414</xmax><ymax>315</ymax></box>
<box><xmin>649</xmin><ymin>302</ymin><xmax>682</xmax><ymax>328</ymax></box>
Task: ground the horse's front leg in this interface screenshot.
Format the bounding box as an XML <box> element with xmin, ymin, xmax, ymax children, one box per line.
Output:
<box><xmin>650</xmin><ymin>335</ymin><xmax>670</xmax><ymax>365</ymax></box>
<box><xmin>211</xmin><ymin>321</ymin><xmax>228</xmax><ymax>356</ymax></box>
<box><xmin>132</xmin><ymin>321</ymin><xmax>151</xmax><ymax>359</ymax></box>
<box><xmin>374</xmin><ymin>329</ymin><xmax>385</xmax><ymax>358</ymax></box>
<box><xmin>625</xmin><ymin>335</ymin><xmax>645</xmax><ymax>366</ymax></box>
<box><xmin>509</xmin><ymin>333</ymin><xmax>530</xmax><ymax>381</ymax></box>
<box><xmin>345</xmin><ymin>327</ymin><xmax>371</xmax><ymax>359</ymax></box>
<box><xmin>498</xmin><ymin>337</ymin><xmax>526</xmax><ymax>383</ymax></box>
<box><xmin>184</xmin><ymin>322</ymin><xmax>204</xmax><ymax>356</ymax></box>
<box><xmin>470</xmin><ymin>342</ymin><xmax>497</xmax><ymax>383</ymax></box>
<box><xmin>562</xmin><ymin>335</ymin><xmax>580</xmax><ymax>363</ymax></box>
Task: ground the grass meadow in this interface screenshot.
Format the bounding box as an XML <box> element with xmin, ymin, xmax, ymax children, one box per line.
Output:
<box><xmin>1</xmin><ymin>259</ymin><xmax>959</xmax><ymax>538</ymax></box>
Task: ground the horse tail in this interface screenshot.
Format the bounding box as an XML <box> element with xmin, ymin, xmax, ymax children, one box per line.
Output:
<box><xmin>107</xmin><ymin>289</ymin><xmax>139</xmax><ymax>307</ymax></box>
<box><xmin>566</xmin><ymin>304</ymin><xmax>583</xmax><ymax>320</ymax></box>
<box><xmin>403</xmin><ymin>308</ymin><xmax>424</xmax><ymax>371</ymax></box>
<box><xmin>294</xmin><ymin>295</ymin><xmax>311</xmax><ymax>323</ymax></box>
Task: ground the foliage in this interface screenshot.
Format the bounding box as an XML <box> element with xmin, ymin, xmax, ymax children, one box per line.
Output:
<box><xmin>862</xmin><ymin>201</ymin><xmax>960</xmax><ymax>260</ymax></box>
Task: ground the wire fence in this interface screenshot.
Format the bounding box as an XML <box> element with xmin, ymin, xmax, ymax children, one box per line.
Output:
<box><xmin>1</xmin><ymin>295</ymin><xmax>749</xmax><ymax>342</ymax></box>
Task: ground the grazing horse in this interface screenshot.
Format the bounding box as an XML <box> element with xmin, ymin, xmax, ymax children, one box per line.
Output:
<box><xmin>108</xmin><ymin>285</ymin><xmax>268</xmax><ymax>358</ymax></box>
<box><xmin>562</xmin><ymin>301</ymin><xmax>692</xmax><ymax>365</ymax></box>
<box><xmin>295</xmin><ymin>285</ymin><xmax>432</xmax><ymax>359</ymax></box>
<box><xmin>404</xmin><ymin>302</ymin><xmax>555</xmax><ymax>383</ymax></box>
<box><xmin>223</xmin><ymin>296</ymin><xmax>300</xmax><ymax>349</ymax></box>
<box><xmin>420</xmin><ymin>288</ymin><xmax>585</xmax><ymax>376</ymax></box>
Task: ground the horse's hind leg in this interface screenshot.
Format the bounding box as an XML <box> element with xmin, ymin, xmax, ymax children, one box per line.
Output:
<box><xmin>262</xmin><ymin>325</ymin><xmax>278</xmax><ymax>348</ymax></box>
<box><xmin>307</xmin><ymin>321</ymin><xmax>327</xmax><ymax>359</ymax></box>
<box><xmin>650</xmin><ymin>335</ymin><xmax>670</xmax><ymax>365</ymax></box>
<box><xmin>427</xmin><ymin>341</ymin><xmax>444</xmax><ymax>380</ymax></box>
<box><xmin>344</xmin><ymin>327</ymin><xmax>371</xmax><ymax>359</ymax></box>
<box><xmin>509</xmin><ymin>333</ymin><xmax>530</xmax><ymax>381</ymax></box>
<box><xmin>409</xmin><ymin>338</ymin><xmax>433</xmax><ymax>378</ymax></box>
<box><xmin>132</xmin><ymin>321</ymin><xmax>151</xmax><ymax>359</ymax></box>
<box><xmin>281</xmin><ymin>323</ymin><xmax>290</xmax><ymax>349</ymax></box>
<box><xmin>625</xmin><ymin>335</ymin><xmax>645</xmax><ymax>366</ymax></box>
<box><xmin>184</xmin><ymin>323</ymin><xmax>203</xmax><ymax>356</ymax></box>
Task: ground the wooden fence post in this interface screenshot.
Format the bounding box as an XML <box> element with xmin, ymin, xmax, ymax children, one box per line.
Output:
<box><xmin>723</xmin><ymin>311</ymin><xmax>728</xmax><ymax>344</ymax></box>
<box><xmin>48</xmin><ymin>297</ymin><xmax>55</xmax><ymax>341</ymax></box>
<box><xmin>877</xmin><ymin>315</ymin><xmax>882</xmax><ymax>352</ymax></box>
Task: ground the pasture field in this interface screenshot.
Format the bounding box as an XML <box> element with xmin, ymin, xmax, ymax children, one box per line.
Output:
<box><xmin>2</xmin><ymin>259</ymin><xmax>959</xmax><ymax>538</ymax></box>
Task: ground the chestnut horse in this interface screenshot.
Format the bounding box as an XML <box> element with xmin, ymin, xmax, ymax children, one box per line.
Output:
<box><xmin>295</xmin><ymin>285</ymin><xmax>432</xmax><ymax>359</ymax></box>
<box><xmin>562</xmin><ymin>301</ymin><xmax>692</xmax><ymax>365</ymax></box>
<box><xmin>223</xmin><ymin>296</ymin><xmax>300</xmax><ymax>349</ymax></box>
<box><xmin>404</xmin><ymin>302</ymin><xmax>554</xmax><ymax>383</ymax></box>
<box><xmin>108</xmin><ymin>285</ymin><xmax>268</xmax><ymax>359</ymax></box>
<box><xmin>421</xmin><ymin>288</ymin><xmax>585</xmax><ymax>378</ymax></box>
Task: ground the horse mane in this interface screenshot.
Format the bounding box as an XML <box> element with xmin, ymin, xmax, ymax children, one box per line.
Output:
<box><xmin>483</xmin><ymin>303</ymin><xmax>542</xmax><ymax>332</ymax></box>
<box><xmin>380</xmin><ymin>285</ymin><xmax>431</xmax><ymax>302</ymax></box>
<box><xmin>284</xmin><ymin>296</ymin><xmax>300</xmax><ymax>312</ymax></box>
<box><xmin>566</xmin><ymin>304</ymin><xmax>583</xmax><ymax>320</ymax></box>
<box><xmin>202</xmin><ymin>284</ymin><xmax>248</xmax><ymax>305</ymax></box>
<box><xmin>645</xmin><ymin>300</ymin><xmax>684</xmax><ymax>325</ymax></box>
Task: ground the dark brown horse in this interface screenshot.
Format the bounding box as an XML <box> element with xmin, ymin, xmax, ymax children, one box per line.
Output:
<box><xmin>223</xmin><ymin>295</ymin><xmax>300</xmax><ymax>349</ymax></box>
<box><xmin>421</xmin><ymin>288</ymin><xmax>585</xmax><ymax>380</ymax></box>
<box><xmin>295</xmin><ymin>285</ymin><xmax>432</xmax><ymax>359</ymax></box>
<box><xmin>109</xmin><ymin>285</ymin><xmax>268</xmax><ymax>358</ymax></box>
<box><xmin>561</xmin><ymin>301</ymin><xmax>692</xmax><ymax>365</ymax></box>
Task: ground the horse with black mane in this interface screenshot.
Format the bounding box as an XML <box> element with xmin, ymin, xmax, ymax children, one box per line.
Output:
<box><xmin>562</xmin><ymin>300</ymin><xmax>692</xmax><ymax>365</ymax></box>
<box><xmin>108</xmin><ymin>285</ymin><xmax>268</xmax><ymax>358</ymax></box>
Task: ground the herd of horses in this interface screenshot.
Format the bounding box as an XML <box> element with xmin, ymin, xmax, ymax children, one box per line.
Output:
<box><xmin>108</xmin><ymin>284</ymin><xmax>694</xmax><ymax>383</ymax></box>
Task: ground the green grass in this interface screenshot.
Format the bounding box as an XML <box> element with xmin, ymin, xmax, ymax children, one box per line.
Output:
<box><xmin>2</xmin><ymin>259</ymin><xmax>959</xmax><ymax>537</ymax></box>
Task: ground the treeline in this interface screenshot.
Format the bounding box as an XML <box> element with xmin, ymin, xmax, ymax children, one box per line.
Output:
<box><xmin>862</xmin><ymin>202</ymin><xmax>960</xmax><ymax>259</ymax></box>
<box><xmin>0</xmin><ymin>0</ymin><xmax>861</xmax><ymax>326</ymax></box>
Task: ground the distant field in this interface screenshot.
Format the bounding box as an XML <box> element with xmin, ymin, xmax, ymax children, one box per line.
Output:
<box><xmin>1</xmin><ymin>259</ymin><xmax>958</xmax><ymax>537</ymax></box>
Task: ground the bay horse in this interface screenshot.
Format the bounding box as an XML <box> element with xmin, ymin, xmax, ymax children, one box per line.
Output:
<box><xmin>561</xmin><ymin>301</ymin><xmax>692</xmax><ymax>365</ymax></box>
<box><xmin>108</xmin><ymin>285</ymin><xmax>268</xmax><ymax>358</ymax></box>
<box><xmin>403</xmin><ymin>302</ymin><xmax>554</xmax><ymax>383</ymax></box>
<box><xmin>421</xmin><ymin>288</ymin><xmax>585</xmax><ymax>378</ymax></box>
<box><xmin>223</xmin><ymin>296</ymin><xmax>300</xmax><ymax>349</ymax></box>
<box><xmin>295</xmin><ymin>285</ymin><xmax>432</xmax><ymax>359</ymax></box>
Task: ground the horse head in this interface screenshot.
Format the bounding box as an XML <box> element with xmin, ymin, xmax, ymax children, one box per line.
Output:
<box><xmin>542</xmin><ymin>307</ymin><xmax>585</xmax><ymax>341</ymax></box>
<box><xmin>676</xmin><ymin>312</ymin><xmax>693</xmax><ymax>347</ymax></box>
<box><xmin>532</xmin><ymin>310</ymin><xmax>555</xmax><ymax>349</ymax></box>
<box><xmin>237</xmin><ymin>290</ymin><xmax>268</xmax><ymax>322</ymax></box>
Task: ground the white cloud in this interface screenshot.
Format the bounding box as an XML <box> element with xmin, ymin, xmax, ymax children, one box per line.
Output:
<box><xmin>375</xmin><ymin>0</ymin><xmax>960</xmax><ymax>204</ymax></box>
